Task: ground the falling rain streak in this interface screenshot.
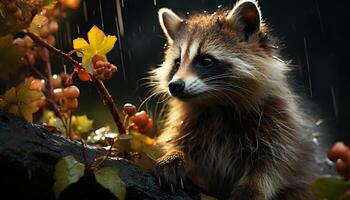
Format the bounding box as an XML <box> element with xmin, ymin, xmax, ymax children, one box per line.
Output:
<box><xmin>83</xmin><ymin>0</ymin><xmax>88</xmax><ymax>22</ymax></box>
<box><xmin>303</xmin><ymin>37</ymin><xmax>313</xmax><ymax>97</ymax></box>
<box><xmin>330</xmin><ymin>85</ymin><xmax>339</xmax><ymax>121</ymax></box>
<box><xmin>98</xmin><ymin>0</ymin><xmax>104</xmax><ymax>30</ymax></box>
<box><xmin>114</xmin><ymin>0</ymin><xmax>126</xmax><ymax>80</ymax></box>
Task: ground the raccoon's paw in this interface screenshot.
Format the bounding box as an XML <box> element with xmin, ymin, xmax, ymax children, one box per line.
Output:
<box><xmin>154</xmin><ymin>152</ymin><xmax>186</xmax><ymax>193</ymax></box>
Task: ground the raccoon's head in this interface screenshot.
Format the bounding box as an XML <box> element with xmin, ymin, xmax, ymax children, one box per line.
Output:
<box><xmin>153</xmin><ymin>0</ymin><xmax>288</xmax><ymax>109</ymax></box>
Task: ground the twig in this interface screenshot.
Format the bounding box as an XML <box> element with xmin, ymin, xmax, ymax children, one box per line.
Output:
<box><xmin>25</xmin><ymin>31</ymin><xmax>126</xmax><ymax>135</ymax></box>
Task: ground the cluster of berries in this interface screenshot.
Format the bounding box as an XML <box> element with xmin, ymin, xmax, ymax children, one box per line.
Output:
<box><xmin>30</xmin><ymin>73</ymin><xmax>80</xmax><ymax>111</ymax></box>
<box><xmin>3</xmin><ymin>0</ymin><xmax>24</xmax><ymax>20</ymax></box>
<box><xmin>91</xmin><ymin>55</ymin><xmax>118</xmax><ymax>81</ymax></box>
<box><xmin>123</xmin><ymin>103</ymin><xmax>153</xmax><ymax>134</ymax></box>
<box><xmin>328</xmin><ymin>142</ymin><xmax>350</xmax><ymax>180</ymax></box>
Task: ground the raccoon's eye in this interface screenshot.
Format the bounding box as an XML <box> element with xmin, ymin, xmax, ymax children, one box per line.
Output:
<box><xmin>174</xmin><ymin>58</ymin><xmax>181</xmax><ymax>70</ymax></box>
<box><xmin>197</xmin><ymin>56</ymin><xmax>214</xmax><ymax>67</ymax></box>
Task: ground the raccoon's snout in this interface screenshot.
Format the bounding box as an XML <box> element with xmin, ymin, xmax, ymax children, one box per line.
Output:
<box><xmin>168</xmin><ymin>79</ymin><xmax>185</xmax><ymax>96</ymax></box>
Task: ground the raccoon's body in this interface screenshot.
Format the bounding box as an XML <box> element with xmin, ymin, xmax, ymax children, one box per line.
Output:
<box><xmin>152</xmin><ymin>1</ymin><xmax>317</xmax><ymax>199</ymax></box>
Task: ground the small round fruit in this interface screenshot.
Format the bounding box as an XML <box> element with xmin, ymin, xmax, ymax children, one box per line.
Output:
<box><xmin>66</xmin><ymin>98</ymin><xmax>78</xmax><ymax>110</ymax></box>
<box><xmin>328</xmin><ymin>142</ymin><xmax>349</xmax><ymax>162</ymax></box>
<box><xmin>23</xmin><ymin>36</ymin><xmax>33</xmax><ymax>48</ymax></box>
<box><xmin>13</xmin><ymin>38</ymin><xmax>24</xmax><ymax>46</ymax></box>
<box><xmin>91</xmin><ymin>55</ymin><xmax>105</xmax><ymax>65</ymax></box>
<box><xmin>77</xmin><ymin>69</ymin><xmax>91</xmax><ymax>81</ymax></box>
<box><xmin>39</xmin><ymin>25</ymin><xmax>50</xmax><ymax>38</ymax></box>
<box><xmin>64</xmin><ymin>85</ymin><xmax>80</xmax><ymax>99</ymax></box>
<box><xmin>123</xmin><ymin>103</ymin><xmax>137</xmax><ymax>116</ymax></box>
<box><xmin>60</xmin><ymin>0</ymin><xmax>81</xmax><ymax>9</ymax></box>
<box><xmin>52</xmin><ymin>74</ymin><xmax>62</xmax><ymax>88</ymax></box>
<box><xmin>132</xmin><ymin>111</ymin><xmax>149</xmax><ymax>128</ymax></box>
<box><xmin>94</xmin><ymin>60</ymin><xmax>105</xmax><ymax>69</ymax></box>
<box><xmin>53</xmin><ymin>88</ymin><xmax>64</xmax><ymax>102</ymax></box>
<box><xmin>139</xmin><ymin>118</ymin><xmax>153</xmax><ymax>134</ymax></box>
<box><xmin>49</xmin><ymin>21</ymin><xmax>59</xmax><ymax>33</ymax></box>
<box><xmin>36</xmin><ymin>98</ymin><xmax>47</xmax><ymax>108</ymax></box>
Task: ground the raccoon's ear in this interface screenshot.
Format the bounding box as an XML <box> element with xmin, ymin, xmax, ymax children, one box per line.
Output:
<box><xmin>158</xmin><ymin>8</ymin><xmax>183</xmax><ymax>43</ymax></box>
<box><xmin>226</xmin><ymin>0</ymin><xmax>262</xmax><ymax>40</ymax></box>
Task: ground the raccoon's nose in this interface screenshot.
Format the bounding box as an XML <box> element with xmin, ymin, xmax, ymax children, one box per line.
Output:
<box><xmin>168</xmin><ymin>79</ymin><xmax>185</xmax><ymax>95</ymax></box>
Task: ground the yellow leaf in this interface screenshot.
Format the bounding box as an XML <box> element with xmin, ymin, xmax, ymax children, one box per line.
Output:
<box><xmin>87</xmin><ymin>26</ymin><xmax>105</xmax><ymax>50</ymax></box>
<box><xmin>73</xmin><ymin>38</ymin><xmax>89</xmax><ymax>50</ymax></box>
<box><xmin>0</xmin><ymin>35</ymin><xmax>25</xmax><ymax>80</ymax></box>
<box><xmin>0</xmin><ymin>77</ymin><xmax>44</xmax><ymax>122</ymax></box>
<box><xmin>72</xmin><ymin>115</ymin><xmax>93</xmax><ymax>133</ymax></box>
<box><xmin>98</xmin><ymin>35</ymin><xmax>117</xmax><ymax>55</ymax></box>
<box><xmin>72</xmin><ymin>26</ymin><xmax>117</xmax><ymax>73</ymax></box>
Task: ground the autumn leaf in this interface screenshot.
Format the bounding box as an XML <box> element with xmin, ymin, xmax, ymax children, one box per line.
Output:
<box><xmin>29</xmin><ymin>14</ymin><xmax>49</xmax><ymax>35</ymax></box>
<box><xmin>53</xmin><ymin>155</ymin><xmax>85</xmax><ymax>199</ymax></box>
<box><xmin>0</xmin><ymin>35</ymin><xmax>25</xmax><ymax>80</ymax></box>
<box><xmin>94</xmin><ymin>167</ymin><xmax>126</xmax><ymax>200</ymax></box>
<box><xmin>73</xmin><ymin>26</ymin><xmax>117</xmax><ymax>73</ymax></box>
<box><xmin>0</xmin><ymin>77</ymin><xmax>43</xmax><ymax>122</ymax></box>
<box><xmin>41</xmin><ymin>0</ymin><xmax>58</xmax><ymax>9</ymax></box>
<box><xmin>71</xmin><ymin>115</ymin><xmax>93</xmax><ymax>133</ymax></box>
<box><xmin>311</xmin><ymin>176</ymin><xmax>348</xmax><ymax>200</ymax></box>
<box><xmin>42</xmin><ymin>110</ymin><xmax>66</xmax><ymax>133</ymax></box>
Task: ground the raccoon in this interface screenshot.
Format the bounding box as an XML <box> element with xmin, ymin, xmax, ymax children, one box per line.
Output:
<box><xmin>152</xmin><ymin>0</ymin><xmax>317</xmax><ymax>199</ymax></box>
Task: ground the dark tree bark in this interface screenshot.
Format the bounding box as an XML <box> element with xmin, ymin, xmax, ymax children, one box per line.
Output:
<box><xmin>0</xmin><ymin>112</ymin><xmax>193</xmax><ymax>200</ymax></box>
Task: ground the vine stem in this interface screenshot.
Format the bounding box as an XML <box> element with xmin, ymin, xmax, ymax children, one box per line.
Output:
<box><xmin>25</xmin><ymin>31</ymin><xmax>126</xmax><ymax>135</ymax></box>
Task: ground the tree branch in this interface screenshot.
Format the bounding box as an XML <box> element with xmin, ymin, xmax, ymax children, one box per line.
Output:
<box><xmin>25</xmin><ymin>31</ymin><xmax>126</xmax><ymax>135</ymax></box>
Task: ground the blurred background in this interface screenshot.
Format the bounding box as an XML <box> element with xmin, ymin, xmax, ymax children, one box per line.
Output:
<box><xmin>53</xmin><ymin>0</ymin><xmax>349</xmax><ymax>147</ymax></box>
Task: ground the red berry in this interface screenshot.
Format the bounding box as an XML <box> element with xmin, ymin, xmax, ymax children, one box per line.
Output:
<box><xmin>328</xmin><ymin>142</ymin><xmax>349</xmax><ymax>161</ymax></box>
<box><xmin>139</xmin><ymin>118</ymin><xmax>153</xmax><ymax>134</ymax></box>
<box><xmin>63</xmin><ymin>85</ymin><xmax>80</xmax><ymax>99</ymax></box>
<box><xmin>13</xmin><ymin>9</ymin><xmax>23</xmax><ymax>20</ymax></box>
<box><xmin>132</xmin><ymin>111</ymin><xmax>149</xmax><ymax>128</ymax></box>
<box><xmin>123</xmin><ymin>103</ymin><xmax>137</xmax><ymax>116</ymax></box>
<box><xmin>6</xmin><ymin>2</ymin><xmax>17</xmax><ymax>12</ymax></box>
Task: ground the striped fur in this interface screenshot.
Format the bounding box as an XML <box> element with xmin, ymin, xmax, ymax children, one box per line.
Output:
<box><xmin>151</xmin><ymin>1</ymin><xmax>317</xmax><ymax>199</ymax></box>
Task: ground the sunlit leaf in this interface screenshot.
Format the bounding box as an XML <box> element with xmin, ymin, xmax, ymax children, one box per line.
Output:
<box><xmin>72</xmin><ymin>115</ymin><xmax>93</xmax><ymax>133</ymax></box>
<box><xmin>41</xmin><ymin>0</ymin><xmax>58</xmax><ymax>9</ymax></box>
<box><xmin>53</xmin><ymin>155</ymin><xmax>85</xmax><ymax>199</ymax></box>
<box><xmin>311</xmin><ymin>176</ymin><xmax>348</xmax><ymax>200</ymax></box>
<box><xmin>94</xmin><ymin>167</ymin><xmax>126</xmax><ymax>200</ymax></box>
<box><xmin>42</xmin><ymin>110</ymin><xmax>66</xmax><ymax>133</ymax></box>
<box><xmin>0</xmin><ymin>35</ymin><xmax>25</xmax><ymax>80</ymax></box>
<box><xmin>129</xmin><ymin>130</ymin><xmax>156</xmax><ymax>153</ymax></box>
<box><xmin>0</xmin><ymin>77</ymin><xmax>44</xmax><ymax>122</ymax></box>
<box><xmin>73</xmin><ymin>26</ymin><xmax>117</xmax><ymax>73</ymax></box>
<box><xmin>199</xmin><ymin>193</ymin><xmax>218</xmax><ymax>200</ymax></box>
<box><xmin>29</xmin><ymin>14</ymin><xmax>48</xmax><ymax>35</ymax></box>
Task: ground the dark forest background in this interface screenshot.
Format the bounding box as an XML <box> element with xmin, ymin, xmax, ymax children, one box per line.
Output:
<box><xmin>51</xmin><ymin>0</ymin><xmax>349</xmax><ymax>143</ymax></box>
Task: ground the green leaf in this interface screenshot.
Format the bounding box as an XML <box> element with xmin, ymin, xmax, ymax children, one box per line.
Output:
<box><xmin>0</xmin><ymin>35</ymin><xmax>25</xmax><ymax>80</ymax></box>
<box><xmin>311</xmin><ymin>176</ymin><xmax>348</xmax><ymax>200</ymax></box>
<box><xmin>199</xmin><ymin>193</ymin><xmax>218</xmax><ymax>200</ymax></box>
<box><xmin>53</xmin><ymin>155</ymin><xmax>85</xmax><ymax>199</ymax></box>
<box><xmin>94</xmin><ymin>167</ymin><xmax>126</xmax><ymax>200</ymax></box>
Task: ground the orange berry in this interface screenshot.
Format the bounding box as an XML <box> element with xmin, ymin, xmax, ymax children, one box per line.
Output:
<box><xmin>66</xmin><ymin>98</ymin><xmax>78</xmax><ymax>110</ymax></box>
<box><xmin>46</xmin><ymin>35</ymin><xmax>55</xmax><ymax>46</ymax></box>
<box><xmin>132</xmin><ymin>111</ymin><xmax>149</xmax><ymax>128</ymax></box>
<box><xmin>23</xmin><ymin>36</ymin><xmax>33</xmax><ymax>48</ymax></box>
<box><xmin>94</xmin><ymin>60</ymin><xmax>105</xmax><ymax>69</ymax></box>
<box><xmin>91</xmin><ymin>55</ymin><xmax>105</xmax><ymax>66</ymax></box>
<box><xmin>77</xmin><ymin>69</ymin><xmax>91</xmax><ymax>81</ymax></box>
<box><xmin>63</xmin><ymin>85</ymin><xmax>80</xmax><ymax>99</ymax></box>
<box><xmin>328</xmin><ymin>142</ymin><xmax>349</xmax><ymax>162</ymax></box>
<box><xmin>123</xmin><ymin>103</ymin><xmax>137</xmax><ymax>116</ymax></box>
<box><xmin>49</xmin><ymin>21</ymin><xmax>59</xmax><ymax>33</ymax></box>
<box><xmin>39</xmin><ymin>25</ymin><xmax>50</xmax><ymax>38</ymax></box>
<box><xmin>52</xmin><ymin>74</ymin><xmax>62</xmax><ymax>88</ymax></box>
<box><xmin>53</xmin><ymin>88</ymin><xmax>63</xmax><ymax>102</ymax></box>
